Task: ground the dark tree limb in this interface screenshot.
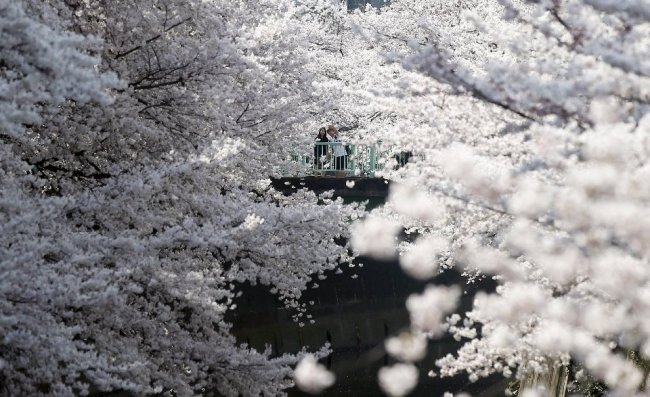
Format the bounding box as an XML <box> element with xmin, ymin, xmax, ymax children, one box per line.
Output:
<box><xmin>115</xmin><ymin>17</ymin><xmax>192</xmax><ymax>60</ymax></box>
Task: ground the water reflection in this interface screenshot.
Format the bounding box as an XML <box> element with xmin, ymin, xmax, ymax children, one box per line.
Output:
<box><xmin>230</xmin><ymin>256</ymin><xmax>506</xmax><ymax>396</ymax></box>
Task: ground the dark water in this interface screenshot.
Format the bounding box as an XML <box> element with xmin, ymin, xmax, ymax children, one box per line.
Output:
<box><xmin>230</xmin><ymin>255</ymin><xmax>507</xmax><ymax>397</ymax></box>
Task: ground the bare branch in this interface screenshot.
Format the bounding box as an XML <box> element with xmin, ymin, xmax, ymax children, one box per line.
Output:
<box><xmin>115</xmin><ymin>17</ymin><xmax>192</xmax><ymax>60</ymax></box>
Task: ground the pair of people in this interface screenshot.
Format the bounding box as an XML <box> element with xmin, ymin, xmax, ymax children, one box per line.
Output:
<box><xmin>314</xmin><ymin>126</ymin><xmax>348</xmax><ymax>176</ymax></box>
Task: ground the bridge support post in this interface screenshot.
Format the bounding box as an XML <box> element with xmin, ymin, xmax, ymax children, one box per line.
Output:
<box><xmin>369</xmin><ymin>146</ymin><xmax>377</xmax><ymax>177</ymax></box>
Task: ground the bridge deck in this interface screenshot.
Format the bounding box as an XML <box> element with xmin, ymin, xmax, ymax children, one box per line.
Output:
<box><xmin>272</xmin><ymin>176</ymin><xmax>389</xmax><ymax>199</ymax></box>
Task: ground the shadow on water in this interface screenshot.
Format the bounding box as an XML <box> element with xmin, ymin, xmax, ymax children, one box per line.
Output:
<box><xmin>229</xmin><ymin>253</ymin><xmax>507</xmax><ymax>397</ymax></box>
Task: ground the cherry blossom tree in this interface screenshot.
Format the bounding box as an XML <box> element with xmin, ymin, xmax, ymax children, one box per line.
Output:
<box><xmin>9</xmin><ymin>0</ymin><xmax>650</xmax><ymax>395</ymax></box>
<box><xmin>1</xmin><ymin>1</ymin><xmax>361</xmax><ymax>396</ymax></box>
<box><xmin>350</xmin><ymin>0</ymin><xmax>650</xmax><ymax>395</ymax></box>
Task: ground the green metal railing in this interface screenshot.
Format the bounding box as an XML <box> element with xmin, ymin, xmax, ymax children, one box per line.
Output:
<box><xmin>287</xmin><ymin>142</ymin><xmax>412</xmax><ymax>177</ymax></box>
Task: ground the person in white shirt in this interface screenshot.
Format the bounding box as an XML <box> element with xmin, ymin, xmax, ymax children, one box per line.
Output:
<box><xmin>326</xmin><ymin>126</ymin><xmax>347</xmax><ymax>176</ymax></box>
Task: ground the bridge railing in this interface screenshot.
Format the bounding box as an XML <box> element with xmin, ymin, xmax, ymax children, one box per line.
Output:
<box><xmin>286</xmin><ymin>142</ymin><xmax>411</xmax><ymax>177</ymax></box>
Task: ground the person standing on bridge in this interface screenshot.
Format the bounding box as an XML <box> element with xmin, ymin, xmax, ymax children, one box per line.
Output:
<box><xmin>314</xmin><ymin>127</ymin><xmax>329</xmax><ymax>176</ymax></box>
<box><xmin>327</xmin><ymin>126</ymin><xmax>347</xmax><ymax>177</ymax></box>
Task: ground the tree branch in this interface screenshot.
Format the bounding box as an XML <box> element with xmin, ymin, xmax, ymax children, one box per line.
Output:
<box><xmin>115</xmin><ymin>17</ymin><xmax>192</xmax><ymax>60</ymax></box>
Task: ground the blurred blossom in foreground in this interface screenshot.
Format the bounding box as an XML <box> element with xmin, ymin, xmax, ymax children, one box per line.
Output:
<box><xmin>350</xmin><ymin>216</ymin><xmax>401</xmax><ymax>259</ymax></box>
<box><xmin>385</xmin><ymin>332</ymin><xmax>428</xmax><ymax>362</ymax></box>
<box><xmin>293</xmin><ymin>355</ymin><xmax>335</xmax><ymax>394</ymax></box>
<box><xmin>378</xmin><ymin>363</ymin><xmax>418</xmax><ymax>397</ymax></box>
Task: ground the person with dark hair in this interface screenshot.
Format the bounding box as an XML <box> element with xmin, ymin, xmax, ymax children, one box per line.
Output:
<box><xmin>394</xmin><ymin>150</ymin><xmax>412</xmax><ymax>168</ymax></box>
<box><xmin>313</xmin><ymin>127</ymin><xmax>329</xmax><ymax>175</ymax></box>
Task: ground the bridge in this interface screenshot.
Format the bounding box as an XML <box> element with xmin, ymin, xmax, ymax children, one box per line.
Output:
<box><xmin>274</xmin><ymin>142</ymin><xmax>411</xmax><ymax>199</ymax></box>
<box><xmin>285</xmin><ymin>142</ymin><xmax>410</xmax><ymax>178</ymax></box>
